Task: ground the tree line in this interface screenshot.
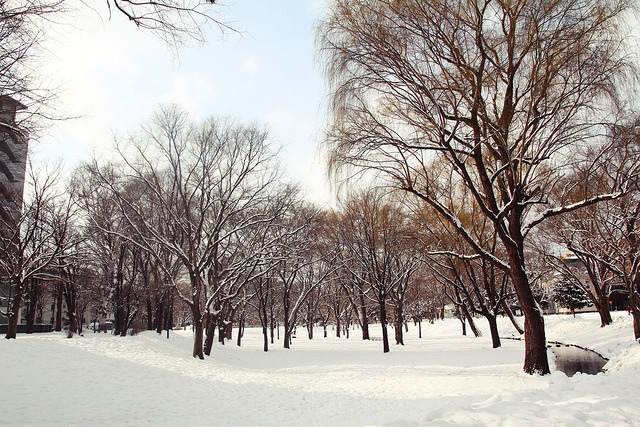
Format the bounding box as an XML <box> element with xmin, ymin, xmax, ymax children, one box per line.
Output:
<box><xmin>2</xmin><ymin>101</ymin><xmax>639</xmax><ymax>374</ymax></box>
<box><xmin>2</xmin><ymin>0</ymin><xmax>640</xmax><ymax>378</ymax></box>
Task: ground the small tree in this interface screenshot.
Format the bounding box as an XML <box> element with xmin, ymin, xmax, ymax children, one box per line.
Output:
<box><xmin>550</xmin><ymin>276</ymin><xmax>592</xmax><ymax>317</ymax></box>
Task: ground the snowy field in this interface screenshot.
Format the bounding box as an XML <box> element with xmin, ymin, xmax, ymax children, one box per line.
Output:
<box><xmin>1</xmin><ymin>312</ymin><xmax>639</xmax><ymax>427</ymax></box>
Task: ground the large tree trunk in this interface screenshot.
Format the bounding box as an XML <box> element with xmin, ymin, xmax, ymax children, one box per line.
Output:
<box><xmin>5</xmin><ymin>283</ymin><xmax>23</xmax><ymax>339</ymax></box>
<box><xmin>155</xmin><ymin>299</ymin><xmax>164</xmax><ymax>334</ymax></box>
<box><xmin>65</xmin><ymin>284</ymin><xmax>78</xmax><ymax>339</ymax></box>
<box><xmin>204</xmin><ymin>313</ymin><xmax>216</xmax><ymax>356</ymax></box>
<box><xmin>486</xmin><ymin>313</ymin><xmax>501</xmax><ymax>348</ymax></box>
<box><xmin>632</xmin><ymin>299</ymin><xmax>640</xmax><ymax>341</ymax></box>
<box><xmin>25</xmin><ymin>280</ymin><xmax>37</xmax><ymax>334</ymax></box>
<box><xmin>360</xmin><ymin>293</ymin><xmax>370</xmax><ymax>340</ymax></box>
<box><xmin>77</xmin><ymin>306</ymin><xmax>85</xmax><ymax>334</ymax></box>
<box><xmin>55</xmin><ymin>284</ymin><xmax>63</xmax><ymax>332</ymax></box>
<box><xmin>269</xmin><ymin>301</ymin><xmax>276</xmax><ymax>345</ymax></box>
<box><xmin>237</xmin><ymin>313</ymin><xmax>245</xmax><ymax>347</ymax></box>
<box><xmin>510</xmin><ymin>262</ymin><xmax>550</xmax><ymax>375</ymax></box>
<box><xmin>597</xmin><ymin>293</ymin><xmax>613</xmax><ymax>327</ymax></box>
<box><xmin>283</xmin><ymin>291</ymin><xmax>292</xmax><ymax>349</ymax></box>
<box><xmin>260</xmin><ymin>299</ymin><xmax>269</xmax><ymax>352</ymax></box>
<box><xmin>259</xmin><ymin>324</ymin><xmax>268</xmax><ymax>352</ymax></box>
<box><xmin>192</xmin><ymin>305</ymin><xmax>204</xmax><ymax>359</ymax></box>
<box><xmin>146</xmin><ymin>297</ymin><xmax>153</xmax><ymax>331</ymax></box>
<box><xmin>307</xmin><ymin>321</ymin><xmax>314</xmax><ymax>339</ymax></box>
<box><xmin>459</xmin><ymin>314</ymin><xmax>467</xmax><ymax>336</ymax></box>
<box><xmin>284</xmin><ymin>322</ymin><xmax>292</xmax><ymax>349</ymax></box>
<box><xmin>379</xmin><ymin>299</ymin><xmax>390</xmax><ymax>353</ymax></box>
<box><xmin>67</xmin><ymin>310</ymin><xmax>77</xmax><ymax>339</ymax></box>
<box><xmin>394</xmin><ymin>303</ymin><xmax>404</xmax><ymax>345</ymax></box>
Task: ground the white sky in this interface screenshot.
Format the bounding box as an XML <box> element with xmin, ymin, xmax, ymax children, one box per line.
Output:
<box><xmin>32</xmin><ymin>0</ymin><xmax>332</xmax><ymax>206</ymax></box>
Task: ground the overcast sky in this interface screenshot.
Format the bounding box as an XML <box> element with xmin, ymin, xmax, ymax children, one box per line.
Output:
<box><xmin>34</xmin><ymin>0</ymin><xmax>331</xmax><ymax>205</ymax></box>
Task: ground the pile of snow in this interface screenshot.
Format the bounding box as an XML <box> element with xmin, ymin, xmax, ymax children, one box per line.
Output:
<box><xmin>1</xmin><ymin>312</ymin><xmax>638</xmax><ymax>426</ymax></box>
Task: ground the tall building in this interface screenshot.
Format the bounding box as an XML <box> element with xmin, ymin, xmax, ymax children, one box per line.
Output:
<box><xmin>0</xmin><ymin>95</ymin><xmax>28</xmax><ymax>221</ymax></box>
<box><xmin>0</xmin><ymin>95</ymin><xmax>28</xmax><ymax>326</ymax></box>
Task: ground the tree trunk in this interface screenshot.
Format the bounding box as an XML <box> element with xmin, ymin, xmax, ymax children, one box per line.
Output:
<box><xmin>222</xmin><ymin>306</ymin><xmax>235</xmax><ymax>341</ymax></box>
<box><xmin>192</xmin><ymin>306</ymin><xmax>204</xmax><ymax>359</ymax></box>
<box><xmin>55</xmin><ymin>284</ymin><xmax>63</xmax><ymax>332</ymax></box>
<box><xmin>77</xmin><ymin>307</ymin><xmax>85</xmax><ymax>334</ymax></box>
<box><xmin>25</xmin><ymin>278</ymin><xmax>41</xmax><ymax>334</ymax></box>
<box><xmin>418</xmin><ymin>318</ymin><xmax>422</xmax><ymax>339</ymax></box>
<box><xmin>462</xmin><ymin>303</ymin><xmax>482</xmax><ymax>337</ymax></box>
<box><xmin>459</xmin><ymin>315</ymin><xmax>467</xmax><ymax>336</ymax></box>
<box><xmin>379</xmin><ymin>300</ymin><xmax>390</xmax><ymax>353</ymax></box>
<box><xmin>237</xmin><ymin>314</ymin><xmax>244</xmax><ymax>347</ymax></box>
<box><xmin>146</xmin><ymin>297</ymin><xmax>153</xmax><ymax>331</ymax></box>
<box><xmin>204</xmin><ymin>313</ymin><xmax>216</xmax><ymax>356</ymax></box>
<box><xmin>65</xmin><ymin>290</ymin><xmax>78</xmax><ymax>338</ymax></box>
<box><xmin>269</xmin><ymin>294</ymin><xmax>275</xmax><ymax>344</ymax></box>
<box><xmin>284</xmin><ymin>325</ymin><xmax>292</xmax><ymax>349</ymax></box>
<box><xmin>165</xmin><ymin>289</ymin><xmax>174</xmax><ymax>335</ymax></box>
<box><xmin>501</xmin><ymin>300</ymin><xmax>524</xmax><ymax>335</ymax></box>
<box><xmin>155</xmin><ymin>297</ymin><xmax>164</xmax><ymax>334</ymax></box>
<box><xmin>260</xmin><ymin>300</ymin><xmax>269</xmax><ymax>352</ymax></box>
<box><xmin>486</xmin><ymin>313</ymin><xmax>501</xmax><ymax>348</ymax></box>
<box><xmin>5</xmin><ymin>283</ymin><xmax>23</xmax><ymax>339</ymax></box>
<box><xmin>502</xmin><ymin>224</ymin><xmax>550</xmax><ymax>374</ymax></box>
<box><xmin>269</xmin><ymin>315</ymin><xmax>275</xmax><ymax>344</ymax></box>
<box><xmin>395</xmin><ymin>303</ymin><xmax>404</xmax><ymax>345</ymax></box>
<box><xmin>597</xmin><ymin>293</ymin><xmax>613</xmax><ymax>327</ymax></box>
<box><xmin>283</xmin><ymin>291</ymin><xmax>291</xmax><ymax>349</ymax></box>
<box><xmin>67</xmin><ymin>311</ymin><xmax>77</xmax><ymax>339</ymax></box>
<box><xmin>632</xmin><ymin>302</ymin><xmax>640</xmax><ymax>341</ymax></box>
<box><xmin>360</xmin><ymin>293</ymin><xmax>370</xmax><ymax>340</ymax></box>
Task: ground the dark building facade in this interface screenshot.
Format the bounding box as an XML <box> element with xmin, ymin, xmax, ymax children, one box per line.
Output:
<box><xmin>0</xmin><ymin>96</ymin><xmax>28</xmax><ymax>325</ymax></box>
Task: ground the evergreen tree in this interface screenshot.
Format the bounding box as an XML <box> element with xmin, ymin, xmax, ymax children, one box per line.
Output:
<box><xmin>550</xmin><ymin>276</ymin><xmax>592</xmax><ymax>317</ymax></box>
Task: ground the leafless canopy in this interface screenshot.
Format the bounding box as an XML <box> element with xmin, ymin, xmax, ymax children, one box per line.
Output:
<box><xmin>317</xmin><ymin>0</ymin><xmax>638</xmax><ymax>374</ymax></box>
<box><xmin>101</xmin><ymin>0</ymin><xmax>233</xmax><ymax>45</ymax></box>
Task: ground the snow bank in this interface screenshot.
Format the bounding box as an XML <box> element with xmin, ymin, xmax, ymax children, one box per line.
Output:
<box><xmin>0</xmin><ymin>312</ymin><xmax>637</xmax><ymax>426</ymax></box>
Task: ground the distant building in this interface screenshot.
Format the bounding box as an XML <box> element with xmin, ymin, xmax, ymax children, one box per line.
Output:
<box><xmin>0</xmin><ymin>95</ymin><xmax>28</xmax><ymax>326</ymax></box>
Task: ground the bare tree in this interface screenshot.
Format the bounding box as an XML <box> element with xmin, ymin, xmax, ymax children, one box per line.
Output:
<box><xmin>337</xmin><ymin>190</ymin><xmax>418</xmax><ymax>353</ymax></box>
<box><xmin>1</xmin><ymin>164</ymin><xmax>71</xmax><ymax>338</ymax></box>
<box><xmin>274</xmin><ymin>205</ymin><xmax>335</xmax><ymax>349</ymax></box>
<box><xmin>86</xmin><ymin>105</ymin><xmax>281</xmax><ymax>359</ymax></box>
<box><xmin>327</xmin><ymin>210</ymin><xmax>373</xmax><ymax>340</ymax></box>
<box><xmin>318</xmin><ymin>0</ymin><xmax>637</xmax><ymax>374</ymax></box>
<box><xmin>201</xmin><ymin>184</ymin><xmax>300</xmax><ymax>354</ymax></box>
<box><xmin>414</xmin><ymin>190</ymin><xmax>514</xmax><ymax>347</ymax></box>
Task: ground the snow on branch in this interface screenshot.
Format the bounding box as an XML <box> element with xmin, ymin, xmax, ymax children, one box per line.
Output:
<box><xmin>523</xmin><ymin>191</ymin><xmax>623</xmax><ymax>237</ymax></box>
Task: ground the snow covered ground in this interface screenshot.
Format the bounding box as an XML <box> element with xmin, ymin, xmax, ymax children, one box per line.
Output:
<box><xmin>1</xmin><ymin>312</ymin><xmax>638</xmax><ymax>427</ymax></box>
